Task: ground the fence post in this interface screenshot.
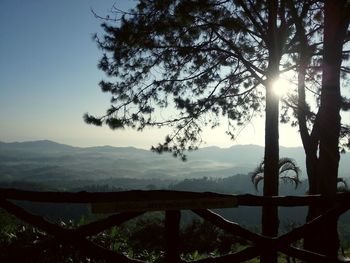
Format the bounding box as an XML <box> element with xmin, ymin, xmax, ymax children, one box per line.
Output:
<box><xmin>165</xmin><ymin>210</ymin><xmax>181</xmax><ymax>263</ymax></box>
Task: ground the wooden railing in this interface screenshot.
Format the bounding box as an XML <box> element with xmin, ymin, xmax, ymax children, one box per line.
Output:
<box><xmin>1</xmin><ymin>189</ymin><xmax>350</xmax><ymax>262</ymax></box>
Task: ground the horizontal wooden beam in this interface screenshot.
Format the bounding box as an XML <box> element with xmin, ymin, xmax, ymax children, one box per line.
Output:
<box><xmin>91</xmin><ymin>196</ymin><xmax>238</xmax><ymax>213</ymax></box>
<box><xmin>0</xmin><ymin>188</ymin><xmax>234</xmax><ymax>202</ymax></box>
<box><xmin>1</xmin><ymin>188</ymin><xmax>350</xmax><ymax>209</ymax></box>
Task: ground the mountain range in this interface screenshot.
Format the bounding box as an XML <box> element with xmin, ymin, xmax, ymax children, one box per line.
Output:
<box><xmin>0</xmin><ymin>140</ymin><xmax>349</xmax><ymax>186</ymax></box>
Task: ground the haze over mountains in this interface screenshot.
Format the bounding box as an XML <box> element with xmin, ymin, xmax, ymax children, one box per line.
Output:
<box><xmin>0</xmin><ymin>140</ymin><xmax>349</xmax><ymax>186</ymax></box>
<box><xmin>1</xmin><ymin>140</ymin><xmax>350</xmax><ymax>227</ymax></box>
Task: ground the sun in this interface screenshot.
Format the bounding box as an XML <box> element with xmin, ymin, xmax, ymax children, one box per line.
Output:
<box><xmin>272</xmin><ymin>77</ymin><xmax>295</xmax><ymax>97</ymax></box>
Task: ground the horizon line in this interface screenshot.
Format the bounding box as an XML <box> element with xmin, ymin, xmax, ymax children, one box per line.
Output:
<box><xmin>0</xmin><ymin>138</ymin><xmax>304</xmax><ymax>150</ymax></box>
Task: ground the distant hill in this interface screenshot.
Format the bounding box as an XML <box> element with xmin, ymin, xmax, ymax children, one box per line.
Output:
<box><xmin>0</xmin><ymin>140</ymin><xmax>77</xmax><ymax>153</ymax></box>
<box><xmin>0</xmin><ymin>140</ymin><xmax>349</xmax><ymax>185</ymax></box>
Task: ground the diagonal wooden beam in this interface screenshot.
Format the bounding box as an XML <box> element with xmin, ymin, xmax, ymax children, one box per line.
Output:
<box><xmin>194</xmin><ymin>246</ymin><xmax>260</xmax><ymax>263</ymax></box>
<box><xmin>75</xmin><ymin>211</ymin><xmax>144</xmax><ymax>237</ymax></box>
<box><xmin>0</xmin><ymin>198</ymin><xmax>66</xmax><ymax>237</ymax></box>
<box><xmin>71</xmin><ymin>235</ymin><xmax>146</xmax><ymax>263</ymax></box>
<box><xmin>278</xmin><ymin>203</ymin><xmax>350</xmax><ymax>246</ymax></box>
<box><xmin>279</xmin><ymin>246</ymin><xmax>333</xmax><ymax>263</ymax></box>
<box><xmin>192</xmin><ymin>209</ymin><xmax>268</xmax><ymax>245</ymax></box>
<box><xmin>0</xmin><ymin>198</ymin><xmax>146</xmax><ymax>263</ymax></box>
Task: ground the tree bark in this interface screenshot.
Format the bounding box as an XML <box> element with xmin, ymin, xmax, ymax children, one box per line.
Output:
<box><xmin>261</xmin><ymin>2</ymin><xmax>280</xmax><ymax>262</ymax></box>
<box><xmin>304</xmin><ymin>0</ymin><xmax>349</xmax><ymax>259</ymax></box>
<box><xmin>315</xmin><ymin>0</ymin><xmax>346</xmax><ymax>258</ymax></box>
<box><xmin>261</xmin><ymin>81</ymin><xmax>280</xmax><ymax>263</ymax></box>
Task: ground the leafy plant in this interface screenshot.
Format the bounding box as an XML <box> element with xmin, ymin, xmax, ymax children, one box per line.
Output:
<box><xmin>251</xmin><ymin>158</ymin><xmax>301</xmax><ymax>192</ymax></box>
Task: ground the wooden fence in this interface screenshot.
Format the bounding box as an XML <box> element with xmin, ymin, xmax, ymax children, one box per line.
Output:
<box><xmin>1</xmin><ymin>188</ymin><xmax>350</xmax><ymax>262</ymax></box>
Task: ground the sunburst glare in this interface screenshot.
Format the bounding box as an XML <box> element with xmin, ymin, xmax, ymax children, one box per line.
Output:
<box><xmin>272</xmin><ymin>77</ymin><xmax>295</xmax><ymax>97</ymax></box>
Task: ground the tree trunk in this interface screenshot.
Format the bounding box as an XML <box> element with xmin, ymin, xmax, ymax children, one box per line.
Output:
<box><xmin>315</xmin><ymin>0</ymin><xmax>344</xmax><ymax>258</ymax></box>
<box><xmin>289</xmin><ymin>4</ymin><xmax>325</xmax><ymax>254</ymax></box>
<box><xmin>261</xmin><ymin>2</ymin><xmax>281</xmax><ymax>263</ymax></box>
<box><xmin>261</xmin><ymin>80</ymin><xmax>280</xmax><ymax>263</ymax></box>
<box><xmin>304</xmin><ymin>0</ymin><xmax>349</xmax><ymax>259</ymax></box>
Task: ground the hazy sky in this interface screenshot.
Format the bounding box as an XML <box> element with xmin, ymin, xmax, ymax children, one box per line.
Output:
<box><xmin>0</xmin><ymin>0</ymin><xmax>302</xmax><ymax>149</ymax></box>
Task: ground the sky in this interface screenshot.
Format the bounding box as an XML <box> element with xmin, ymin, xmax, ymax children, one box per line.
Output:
<box><xmin>0</xmin><ymin>0</ymin><xmax>303</xmax><ymax>149</ymax></box>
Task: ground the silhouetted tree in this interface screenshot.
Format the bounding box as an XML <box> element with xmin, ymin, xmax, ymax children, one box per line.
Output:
<box><xmin>280</xmin><ymin>0</ymin><xmax>350</xmax><ymax>258</ymax></box>
<box><xmin>85</xmin><ymin>1</ymin><xmax>313</xmax><ymax>262</ymax></box>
